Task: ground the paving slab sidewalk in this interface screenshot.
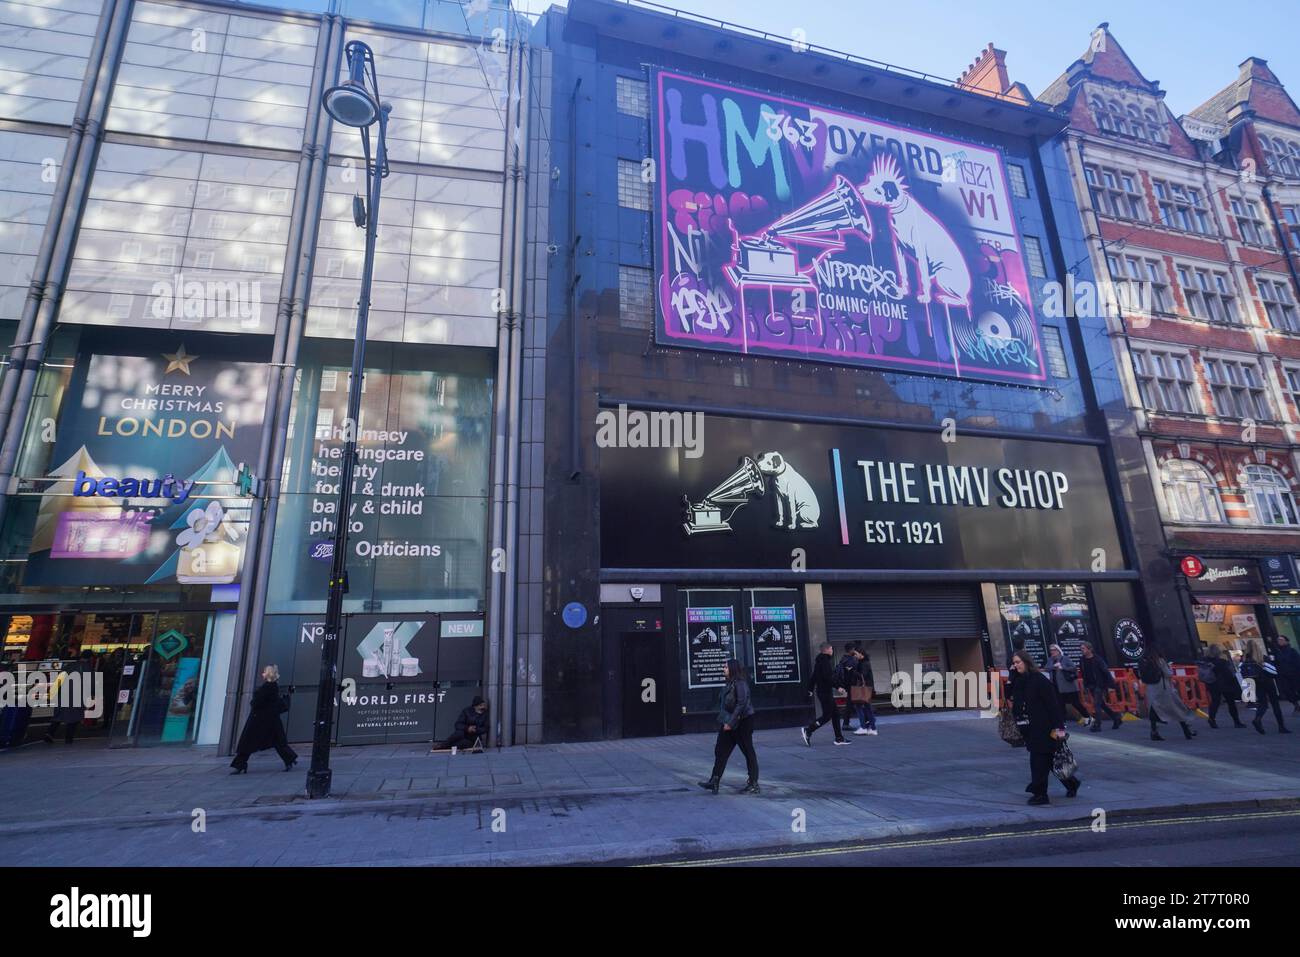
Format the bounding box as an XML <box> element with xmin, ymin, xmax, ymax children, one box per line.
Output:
<box><xmin>2</xmin><ymin>711</ymin><xmax>1299</xmax><ymax>865</ymax></box>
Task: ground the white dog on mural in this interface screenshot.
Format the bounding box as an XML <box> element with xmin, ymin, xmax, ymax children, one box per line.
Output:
<box><xmin>756</xmin><ymin>452</ymin><xmax>820</xmax><ymax>530</ymax></box>
<box><xmin>860</xmin><ymin>154</ymin><xmax>972</xmax><ymax>307</ymax></box>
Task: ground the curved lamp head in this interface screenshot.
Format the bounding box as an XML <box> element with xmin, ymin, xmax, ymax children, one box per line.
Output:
<box><xmin>323</xmin><ymin>41</ymin><xmax>379</xmax><ymax>128</ymax></box>
<box><xmin>324</xmin><ymin>82</ymin><xmax>379</xmax><ymax>127</ymax></box>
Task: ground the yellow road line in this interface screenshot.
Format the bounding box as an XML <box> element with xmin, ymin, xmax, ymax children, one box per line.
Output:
<box><xmin>644</xmin><ymin>807</ymin><xmax>1300</xmax><ymax>867</ymax></box>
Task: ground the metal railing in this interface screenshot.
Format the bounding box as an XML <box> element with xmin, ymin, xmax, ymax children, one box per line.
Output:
<box><xmin>606</xmin><ymin>0</ymin><xmax>1034</xmax><ymax>106</ymax></box>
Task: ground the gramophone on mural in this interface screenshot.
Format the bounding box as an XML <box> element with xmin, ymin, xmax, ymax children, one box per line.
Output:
<box><xmin>726</xmin><ymin>174</ymin><xmax>870</xmax><ymax>288</ymax></box>
<box><xmin>682</xmin><ymin>451</ymin><xmax>821</xmax><ymax>535</ymax></box>
<box><xmin>682</xmin><ymin>455</ymin><xmax>765</xmax><ymax>535</ymax></box>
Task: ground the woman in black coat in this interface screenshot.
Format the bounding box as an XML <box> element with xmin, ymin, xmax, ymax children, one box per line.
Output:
<box><xmin>1012</xmin><ymin>651</ymin><xmax>1079</xmax><ymax>805</ymax></box>
<box><xmin>699</xmin><ymin>659</ymin><xmax>759</xmax><ymax>794</ymax></box>
<box><xmin>230</xmin><ymin>665</ymin><xmax>298</xmax><ymax>773</ymax></box>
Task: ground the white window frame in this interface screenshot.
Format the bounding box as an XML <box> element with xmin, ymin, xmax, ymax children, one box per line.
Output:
<box><xmin>1203</xmin><ymin>353</ymin><xmax>1272</xmax><ymax>420</ymax></box>
<box><xmin>1244</xmin><ymin>463</ymin><xmax>1300</xmax><ymax>526</ymax></box>
<box><xmin>1260</xmin><ymin>277</ymin><xmax>1300</xmax><ymax>333</ymax></box>
<box><xmin>1161</xmin><ymin>459</ymin><xmax>1225</xmax><ymax>524</ymax></box>
<box><xmin>1152</xmin><ymin>178</ymin><xmax>1214</xmax><ymax>235</ymax></box>
<box><xmin>1177</xmin><ymin>264</ymin><xmax>1238</xmax><ymax>323</ymax></box>
<box><xmin>1084</xmin><ymin>164</ymin><xmax>1147</xmax><ymax>221</ymax></box>
<box><xmin>1231</xmin><ymin>196</ymin><xmax>1270</xmax><ymax>246</ymax></box>
<box><xmin>1129</xmin><ymin>344</ymin><xmax>1198</xmax><ymax>414</ymax></box>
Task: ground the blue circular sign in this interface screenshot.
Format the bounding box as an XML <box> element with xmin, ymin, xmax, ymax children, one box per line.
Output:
<box><xmin>562</xmin><ymin>602</ymin><xmax>588</xmax><ymax>629</ymax></box>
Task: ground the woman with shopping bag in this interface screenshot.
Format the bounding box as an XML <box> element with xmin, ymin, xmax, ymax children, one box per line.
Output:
<box><xmin>1011</xmin><ymin>650</ymin><xmax>1080</xmax><ymax>806</ymax></box>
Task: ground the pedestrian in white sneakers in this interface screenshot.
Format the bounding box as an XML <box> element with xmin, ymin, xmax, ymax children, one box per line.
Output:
<box><xmin>850</xmin><ymin>646</ymin><xmax>878</xmax><ymax>736</ymax></box>
<box><xmin>802</xmin><ymin>643</ymin><xmax>849</xmax><ymax>745</ymax></box>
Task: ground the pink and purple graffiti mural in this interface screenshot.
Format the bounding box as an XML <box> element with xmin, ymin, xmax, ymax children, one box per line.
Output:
<box><xmin>654</xmin><ymin>71</ymin><xmax>1045</xmax><ymax>383</ymax></box>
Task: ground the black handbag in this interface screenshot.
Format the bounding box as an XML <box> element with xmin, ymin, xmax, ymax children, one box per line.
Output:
<box><xmin>278</xmin><ymin>693</ymin><xmax>291</xmax><ymax>714</ymax></box>
<box><xmin>1052</xmin><ymin>737</ymin><xmax>1078</xmax><ymax>781</ymax></box>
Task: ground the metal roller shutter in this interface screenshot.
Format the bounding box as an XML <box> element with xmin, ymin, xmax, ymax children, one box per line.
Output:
<box><xmin>823</xmin><ymin>584</ymin><xmax>982</xmax><ymax>643</ymax></box>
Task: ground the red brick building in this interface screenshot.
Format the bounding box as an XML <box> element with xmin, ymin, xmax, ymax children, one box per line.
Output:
<box><xmin>1040</xmin><ymin>24</ymin><xmax>1300</xmax><ymax>658</ymax></box>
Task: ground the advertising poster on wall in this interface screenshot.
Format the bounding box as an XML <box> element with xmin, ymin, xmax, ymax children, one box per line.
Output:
<box><xmin>269</xmin><ymin>350</ymin><xmax>493</xmax><ymax>610</ymax></box>
<box><xmin>335</xmin><ymin>613</ymin><xmax>442</xmax><ymax>744</ymax></box>
<box><xmin>999</xmin><ymin>589</ymin><xmax>1046</xmax><ymax>664</ymax></box>
<box><xmin>654</xmin><ymin>71</ymin><xmax>1045</xmax><ymax>383</ymax></box>
<box><xmin>685</xmin><ymin>605</ymin><xmax>735</xmax><ymax>688</ymax></box>
<box><xmin>749</xmin><ymin>604</ymin><xmax>800</xmax><ymax>684</ymax></box>
<box><xmin>24</xmin><ymin>335</ymin><xmax>267</xmax><ymax>586</ymax></box>
<box><xmin>1043</xmin><ymin>584</ymin><xmax>1091</xmax><ymax>660</ymax></box>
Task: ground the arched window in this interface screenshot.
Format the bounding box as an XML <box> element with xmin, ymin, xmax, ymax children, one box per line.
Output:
<box><xmin>1145</xmin><ymin>109</ymin><xmax>1164</xmax><ymax>143</ymax></box>
<box><xmin>1244</xmin><ymin>463</ymin><xmax>1300</xmax><ymax>525</ymax></box>
<box><xmin>1162</xmin><ymin>460</ymin><xmax>1224</xmax><ymax>523</ymax></box>
<box><xmin>1128</xmin><ymin>106</ymin><xmax>1146</xmax><ymax>140</ymax></box>
<box><xmin>1261</xmin><ymin>136</ymin><xmax>1286</xmax><ymax>176</ymax></box>
<box><xmin>1111</xmin><ymin>101</ymin><xmax>1129</xmax><ymax>135</ymax></box>
<box><xmin>1285</xmin><ymin>141</ymin><xmax>1300</xmax><ymax>177</ymax></box>
<box><xmin>1092</xmin><ymin>97</ymin><xmax>1112</xmax><ymax>132</ymax></box>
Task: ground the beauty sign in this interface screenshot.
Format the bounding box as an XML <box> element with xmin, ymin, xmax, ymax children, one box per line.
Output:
<box><xmin>24</xmin><ymin>336</ymin><xmax>267</xmax><ymax>586</ymax></box>
<box><xmin>653</xmin><ymin>71</ymin><xmax>1044</xmax><ymax>383</ymax></box>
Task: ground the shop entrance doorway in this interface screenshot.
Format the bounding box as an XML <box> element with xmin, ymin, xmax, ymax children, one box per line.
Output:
<box><xmin>622</xmin><ymin>629</ymin><xmax>666</xmax><ymax>738</ymax></box>
<box><xmin>1</xmin><ymin>610</ymin><xmax>213</xmax><ymax>748</ymax></box>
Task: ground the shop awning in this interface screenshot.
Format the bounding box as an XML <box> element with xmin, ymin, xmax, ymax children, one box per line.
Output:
<box><xmin>1190</xmin><ymin>593</ymin><xmax>1268</xmax><ymax>605</ymax></box>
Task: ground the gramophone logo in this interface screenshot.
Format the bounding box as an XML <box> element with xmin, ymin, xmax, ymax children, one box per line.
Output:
<box><xmin>682</xmin><ymin>451</ymin><xmax>820</xmax><ymax>535</ymax></box>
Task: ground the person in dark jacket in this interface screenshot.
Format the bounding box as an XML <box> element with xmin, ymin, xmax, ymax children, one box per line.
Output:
<box><xmin>1012</xmin><ymin>651</ymin><xmax>1079</xmax><ymax>805</ymax></box>
<box><xmin>1272</xmin><ymin>636</ymin><xmax>1300</xmax><ymax>712</ymax></box>
<box><xmin>230</xmin><ymin>665</ymin><xmax>297</xmax><ymax>773</ymax></box>
<box><xmin>837</xmin><ymin>644</ymin><xmax>861</xmax><ymax>730</ymax></box>
<box><xmin>802</xmin><ymin>642</ymin><xmax>847</xmax><ymax>746</ymax></box>
<box><xmin>1046</xmin><ymin>644</ymin><xmax>1087</xmax><ymax>724</ymax></box>
<box><xmin>850</xmin><ymin>647</ymin><xmax>878</xmax><ymax>735</ymax></box>
<box><xmin>1079</xmin><ymin>641</ymin><xmax>1122</xmax><ymax>732</ymax></box>
<box><xmin>1203</xmin><ymin>644</ymin><xmax>1246</xmax><ymax>729</ymax></box>
<box><xmin>1004</xmin><ymin>636</ymin><xmax>1029</xmax><ymax>715</ymax></box>
<box><xmin>438</xmin><ymin>696</ymin><xmax>489</xmax><ymax>753</ymax></box>
<box><xmin>44</xmin><ymin>651</ymin><xmax>93</xmax><ymax>745</ymax></box>
<box><xmin>1242</xmin><ymin>646</ymin><xmax>1289</xmax><ymax>735</ymax></box>
<box><xmin>699</xmin><ymin>659</ymin><xmax>759</xmax><ymax>794</ymax></box>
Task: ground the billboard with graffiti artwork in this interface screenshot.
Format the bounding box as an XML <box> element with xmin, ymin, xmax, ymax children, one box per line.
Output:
<box><xmin>653</xmin><ymin>71</ymin><xmax>1045</xmax><ymax>384</ymax></box>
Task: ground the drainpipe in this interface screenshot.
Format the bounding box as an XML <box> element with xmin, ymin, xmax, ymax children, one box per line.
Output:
<box><xmin>1262</xmin><ymin>183</ymin><xmax>1300</xmax><ymax>306</ymax></box>
<box><xmin>486</xmin><ymin>39</ymin><xmax>520</xmax><ymax>748</ymax></box>
<box><xmin>0</xmin><ymin>0</ymin><xmax>131</xmax><ymax>522</ymax></box>
<box><xmin>500</xmin><ymin>41</ymin><xmax>532</xmax><ymax>746</ymax></box>
<box><xmin>218</xmin><ymin>12</ymin><xmax>342</xmax><ymax>754</ymax></box>
<box><xmin>567</xmin><ymin>76</ymin><xmax>583</xmax><ymax>481</ymax></box>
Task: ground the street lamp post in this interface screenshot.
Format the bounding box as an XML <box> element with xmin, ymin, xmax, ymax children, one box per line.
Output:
<box><xmin>307</xmin><ymin>40</ymin><xmax>390</xmax><ymax>800</ymax></box>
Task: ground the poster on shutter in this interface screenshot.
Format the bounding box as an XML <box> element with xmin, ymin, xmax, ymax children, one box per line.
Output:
<box><xmin>750</xmin><ymin>605</ymin><xmax>800</xmax><ymax>684</ymax></box>
<box><xmin>999</xmin><ymin>590</ymin><xmax>1046</xmax><ymax>664</ymax></box>
<box><xmin>1044</xmin><ymin>584</ymin><xmax>1090</xmax><ymax>660</ymax></box>
<box><xmin>686</xmin><ymin>606</ymin><xmax>735</xmax><ymax>688</ymax></box>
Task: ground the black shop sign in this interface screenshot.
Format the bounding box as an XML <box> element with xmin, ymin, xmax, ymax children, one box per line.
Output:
<box><xmin>600</xmin><ymin>413</ymin><xmax>1124</xmax><ymax>573</ymax></box>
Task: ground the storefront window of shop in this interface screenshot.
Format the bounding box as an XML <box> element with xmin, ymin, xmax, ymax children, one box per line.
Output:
<box><xmin>1194</xmin><ymin>603</ymin><xmax>1266</xmax><ymax>657</ymax></box>
<box><xmin>264</xmin><ymin>339</ymin><xmax>493</xmax><ymax>616</ymax></box>
<box><xmin>1161</xmin><ymin>459</ymin><xmax>1224</xmax><ymax>524</ymax></box>
<box><xmin>1243</xmin><ymin>464</ymin><xmax>1299</xmax><ymax>526</ymax></box>
<box><xmin>0</xmin><ymin>329</ymin><xmax>266</xmax><ymax>746</ymax></box>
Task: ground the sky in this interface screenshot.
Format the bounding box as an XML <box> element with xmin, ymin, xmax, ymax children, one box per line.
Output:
<box><xmin>516</xmin><ymin>0</ymin><xmax>1300</xmax><ymax>116</ymax></box>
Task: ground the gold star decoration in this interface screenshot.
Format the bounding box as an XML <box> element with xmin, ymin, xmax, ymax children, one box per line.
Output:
<box><xmin>162</xmin><ymin>345</ymin><xmax>198</xmax><ymax>375</ymax></box>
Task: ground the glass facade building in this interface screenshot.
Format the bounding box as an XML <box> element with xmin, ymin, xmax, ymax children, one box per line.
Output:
<box><xmin>0</xmin><ymin>0</ymin><xmax>546</xmax><ymax>751</ymax></box>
